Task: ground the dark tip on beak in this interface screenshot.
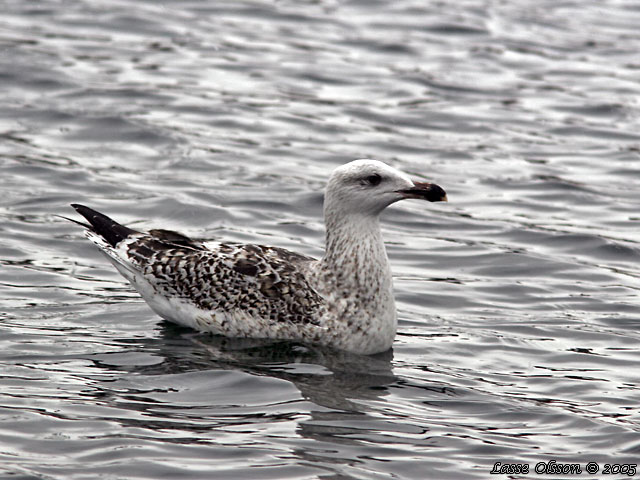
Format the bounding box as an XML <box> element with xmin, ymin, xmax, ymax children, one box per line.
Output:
<box><xmin>398</xmin><ymin>182</ymin><xmax>448</xmax><ymax>202</ymax></box>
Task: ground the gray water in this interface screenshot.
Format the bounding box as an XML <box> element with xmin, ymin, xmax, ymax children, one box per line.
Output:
<box><xmin>2</xmin><ymin>1</ymin><xmax>640</xmax><ymax>478</ymax></box>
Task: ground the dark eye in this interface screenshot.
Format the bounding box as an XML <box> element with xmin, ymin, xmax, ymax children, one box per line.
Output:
<box><xmin>364</xmin><ymin>173</ymin><xmax>382</xmax><ymax>186</ymax></box>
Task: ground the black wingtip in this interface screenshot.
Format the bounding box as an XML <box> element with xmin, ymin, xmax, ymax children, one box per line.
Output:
<box><xmin>71</xmin><ymin>204</ymin><xmax>138</xmax><ymax>247</ymax></box>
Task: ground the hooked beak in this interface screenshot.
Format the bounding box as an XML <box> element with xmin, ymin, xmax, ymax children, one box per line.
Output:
<box><xmin>397</xmin><ymin>181</ymin><xmax>448</xmax><ymax>202</ymax></box>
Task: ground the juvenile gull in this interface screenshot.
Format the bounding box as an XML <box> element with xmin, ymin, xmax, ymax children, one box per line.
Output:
<box><xmin>71</xmin><ymin>160</ymin><xmax>447</xmax><ymax>354</ymax></box>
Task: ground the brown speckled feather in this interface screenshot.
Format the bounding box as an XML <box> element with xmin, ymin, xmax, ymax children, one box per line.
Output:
<box><xmin>125</xmin><ymin>234</ymin><xmax>324</xmax><ymax>326</ymax></box>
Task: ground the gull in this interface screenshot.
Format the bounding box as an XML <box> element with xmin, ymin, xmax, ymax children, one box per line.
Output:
<box><xmin>70</xmin><ymin>159</ymin><xmax>447</xmax><ymax>354</ymax></box>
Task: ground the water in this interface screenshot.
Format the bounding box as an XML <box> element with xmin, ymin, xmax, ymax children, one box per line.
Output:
<box><xmin>2</xmin><ymin>0</ymin><xmax>640</xmax><ymax>478</ymax></box>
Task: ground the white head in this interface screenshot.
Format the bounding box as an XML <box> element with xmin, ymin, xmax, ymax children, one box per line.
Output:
<box><xmin>324</xmin><ymin>159</ymin><xmax>447</xmax><ymax>219</ymax></box>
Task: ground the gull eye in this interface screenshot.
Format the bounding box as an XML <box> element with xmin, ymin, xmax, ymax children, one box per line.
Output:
<box><xmin>364</xmin><ymin>173</ymin><xmax>382</xmax><ymax>186</ymax></box>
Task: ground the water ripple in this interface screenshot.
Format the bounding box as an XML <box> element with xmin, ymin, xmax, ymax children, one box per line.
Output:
<box><xmin>2</xmin><ymin>0</ymin><xmax>640</xmax><ymax>478</ymax></box>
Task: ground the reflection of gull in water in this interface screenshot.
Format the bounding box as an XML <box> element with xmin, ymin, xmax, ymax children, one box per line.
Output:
<box><xmin>70</xmin><ymin>159</ymin><xmax>446</xmax><ymax>354</ymax></box>
<box><xmin>94</xmin><ymin>327</ymin><xmax>398</xmax><ymax>412</ymax></box>
<box><xmin>185</xmin><ymin>333</ymin><xmax>397</xmax><ymax>411</ymax></box>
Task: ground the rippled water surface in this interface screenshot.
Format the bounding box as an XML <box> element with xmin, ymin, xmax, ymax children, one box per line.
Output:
<box><xmin>2</xmin><ymin>1</ymin><xmax>640</xmax><ymax>478</ymax></box>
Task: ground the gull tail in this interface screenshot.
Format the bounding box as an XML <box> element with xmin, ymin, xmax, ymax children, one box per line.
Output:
<box><xmin>71</xmin><ymin>204</ymin><xmax>138</xmax><ymax>247</ymax></box>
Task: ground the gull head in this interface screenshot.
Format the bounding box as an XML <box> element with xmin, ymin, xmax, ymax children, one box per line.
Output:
<box><xmin>324</xmin><ymin>159</ymin><xmax>447</xmax><ymax>218</ymax></box>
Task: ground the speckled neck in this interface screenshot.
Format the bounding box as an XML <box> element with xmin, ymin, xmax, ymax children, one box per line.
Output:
<box><xmin>321</xmin><ymin>212</ymin><xmax>388</xmax><ymax>276</ymax></box>
<box><xmin>314</xmin><ymin>209</ymin><xmax>397</xmax><ymax>353</ymax></box>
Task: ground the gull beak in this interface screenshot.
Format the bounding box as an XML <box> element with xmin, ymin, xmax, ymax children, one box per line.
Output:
<box><xmin>397</xmin><ymin>181</ymin><xmax>448</xmax><ymax>202</ymax></box>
